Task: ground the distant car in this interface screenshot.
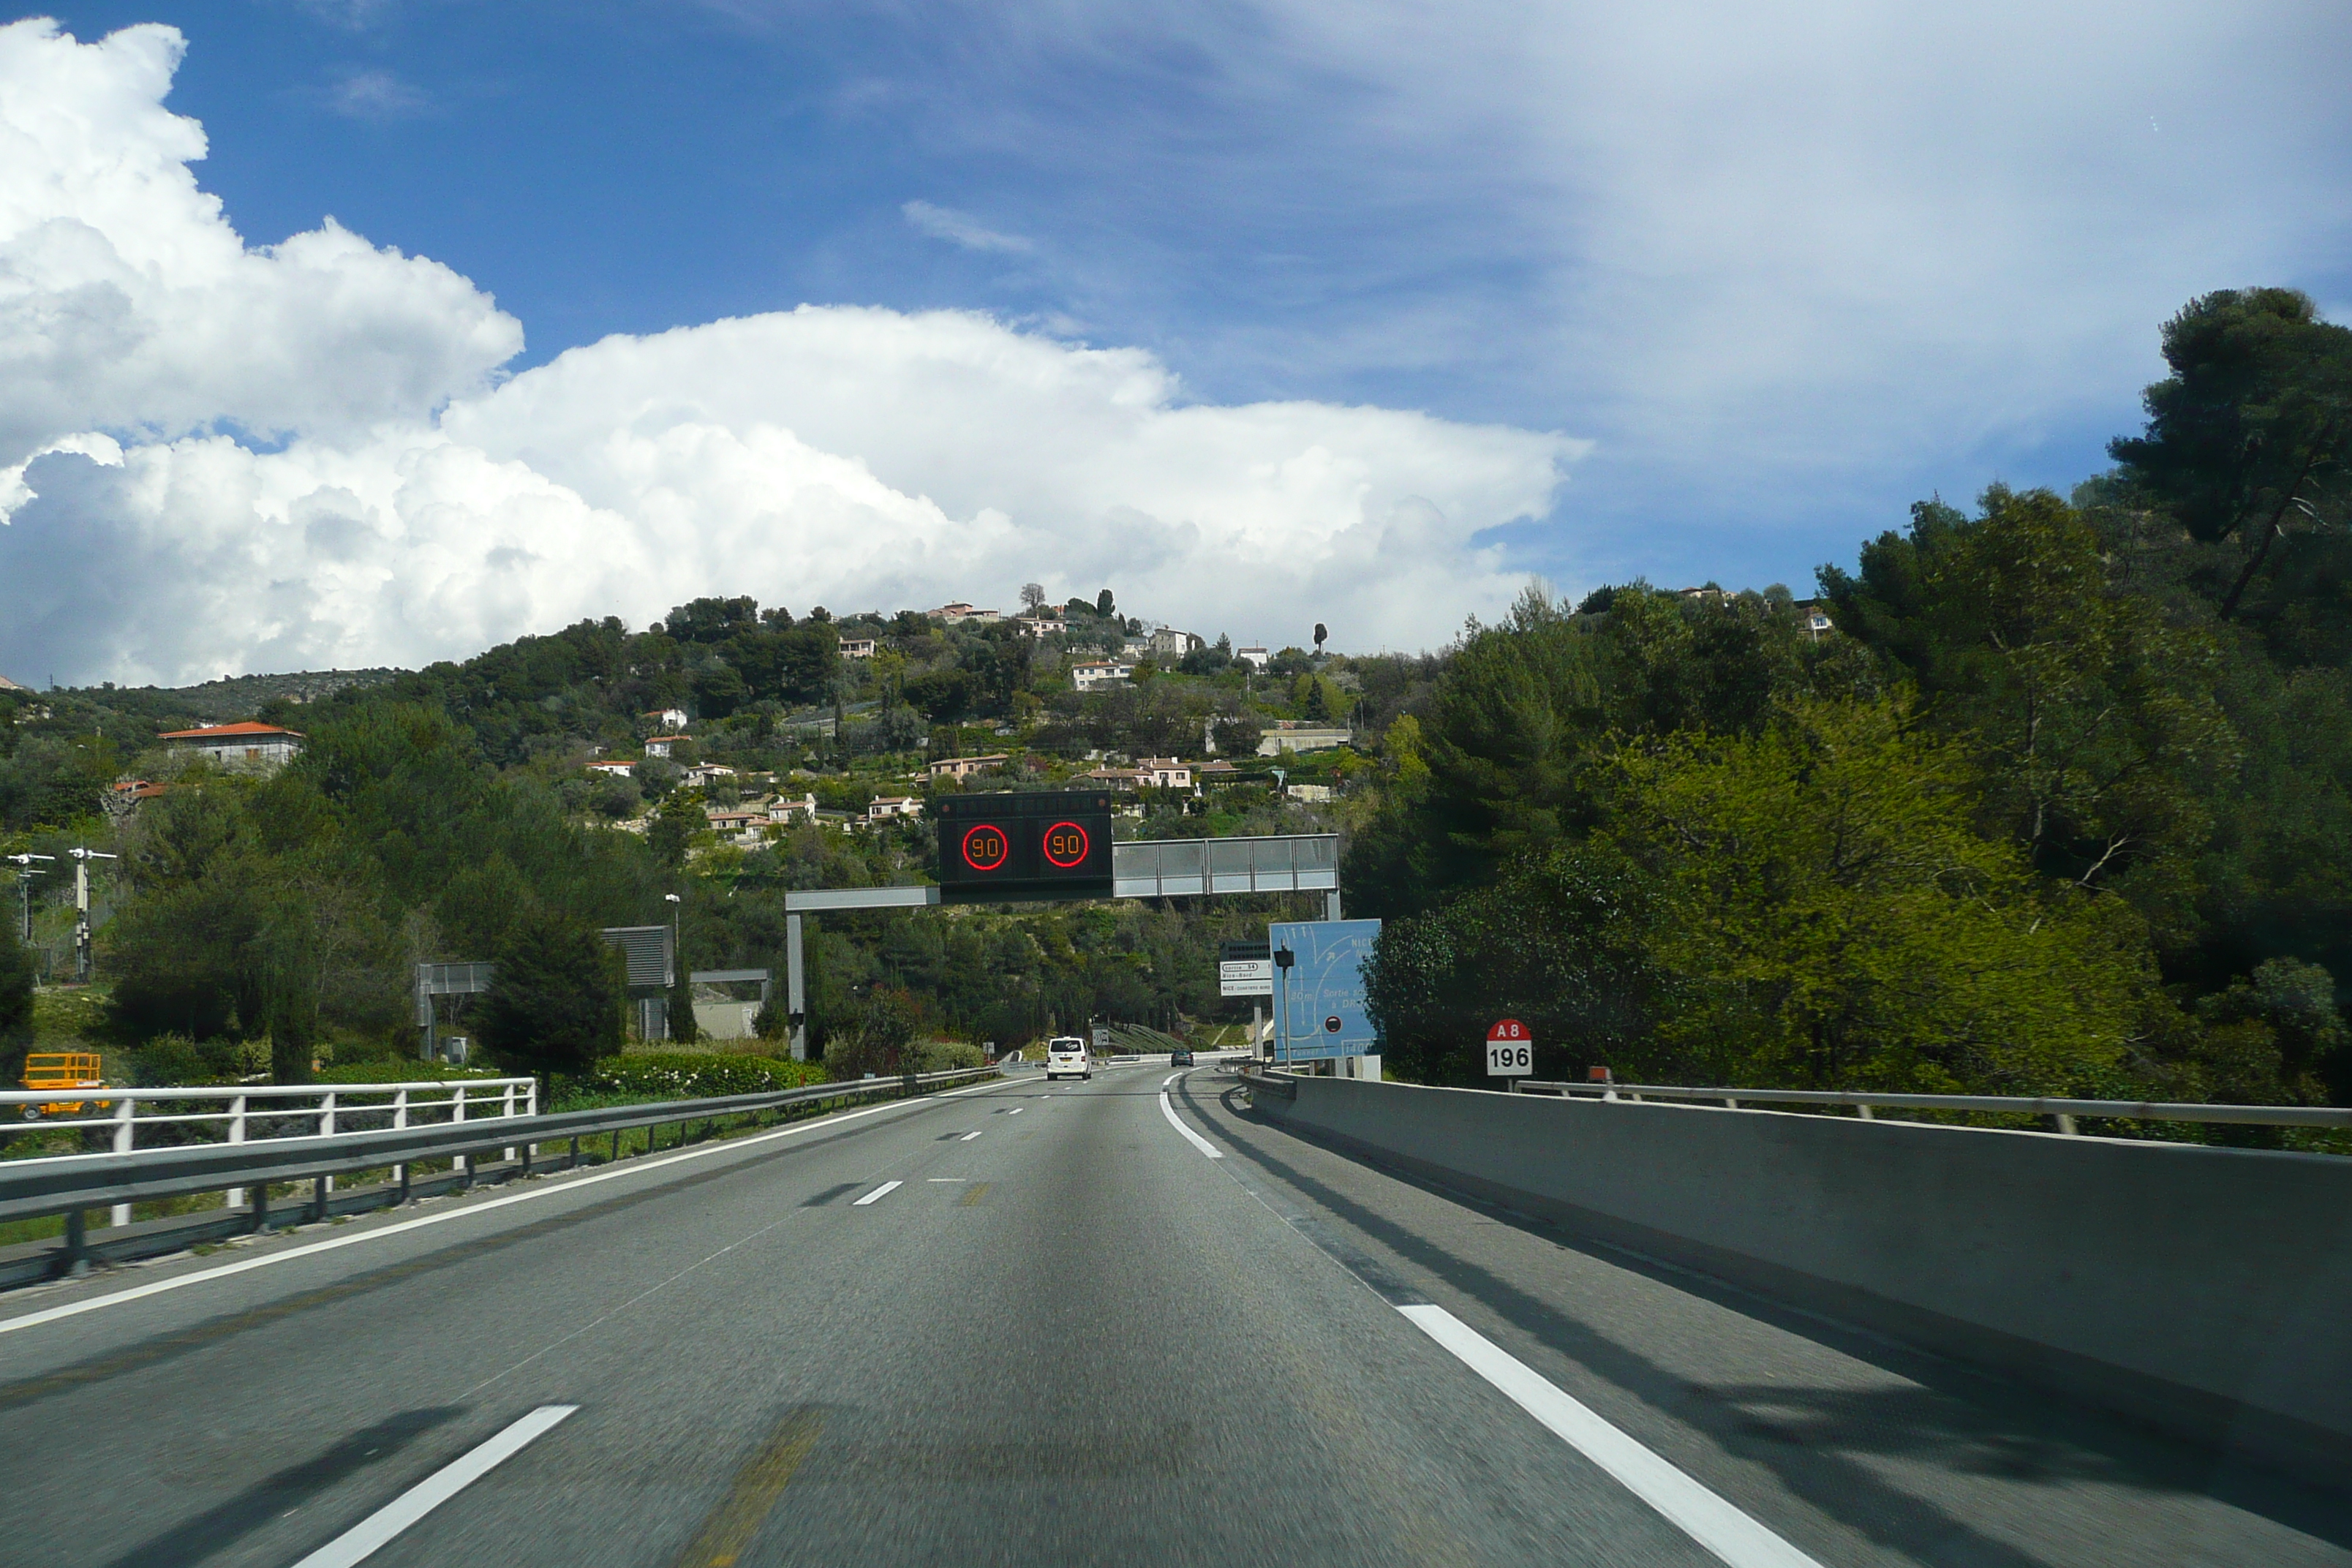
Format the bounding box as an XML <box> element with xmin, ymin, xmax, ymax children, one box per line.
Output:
<box><xmin>1169</xmin><ymin>1048</ymin><xmax>1194</xmax><ymax>1067</ymax></box>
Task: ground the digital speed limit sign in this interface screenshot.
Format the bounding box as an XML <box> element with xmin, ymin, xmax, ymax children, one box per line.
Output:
<box><xmin>960</xmin><ymin>823</ymin><xmax>1011</xmax><ymax>872</ymax></box>
<box><xmin>1041</xmin><ymin>821</ymin><xmax>1091</xmax><ymax>869</ymax></box>
<box><xmin>936</xmin><ymin>791</ymin><xmax>1113</xmax><ymax>902</ymax></box>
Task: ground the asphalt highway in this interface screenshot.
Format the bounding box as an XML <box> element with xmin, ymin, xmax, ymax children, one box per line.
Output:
<box><xmin>0</xmin><ymin>1060</ymin><xmax>2345</xmax><ymax>1567</ymax></box>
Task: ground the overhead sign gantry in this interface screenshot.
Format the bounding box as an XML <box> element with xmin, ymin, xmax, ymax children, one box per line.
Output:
<box><xmin>770</xmin><ymin>790</ymin><xmax>1342</xmax><ymax>1061</ymax></box>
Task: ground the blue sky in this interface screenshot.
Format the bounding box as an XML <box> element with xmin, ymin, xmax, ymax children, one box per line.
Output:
<box><xmin>5</xmin><ymin>2</ymin><xmax>2351</xmax><ymax>679</ymax></box>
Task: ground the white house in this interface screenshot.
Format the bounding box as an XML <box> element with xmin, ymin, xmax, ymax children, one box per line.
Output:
<box><xmin>644</xmin><ymin>734</ymin><xmax>690</xmax><ymax>758</ymax></box>
<box><xmin>643</xmin><ymin>708</ymin><xmax>688</xmax><ymax>730</ymax></box>
<box><xmin>1137</xmin><ymin>757</ymin><xmax>1193</xmax><ymax>789</ymax></box>
<box><xmin>766</xmin><ymin>792</ymin><xmax>819</xmax><ymax>825</ymax></box>
<box><xmin>158</xmin><ymin>721</ymin><xmax>305</xmax><ymax>773</ymax></box>
<box><xmin>1234</xmin><ymin>646</ymin><xmax>1269</xmax><ymax>669</ymax></box>
<box><xmin>683</xmin><ymin>763</ymin><xmax>737</xmax><ymax>788</ymax></box>
<box><xmin>839</xmin><ymin>638</ymin><xmax>878</xmax><ymax>658</ymax></box>
<box><xmin>928</xmin><ymin>753</ymin><xmax>1009</xmax><ymax>781</ymax></box>
<box><xmin>1071</xmin><ymin>660</ymin><xmax>1131</xmax><ymax>692</ymax></box>
<box><xmin>1019</xmin><ymin>617</ymin><xmax>1068</xmax><ymax>638</ymax></box>
<box><xmin>1794</xmin><ymin>600</ymin><xmax>1837</xmax><ymax>641</ymax></box>
<box><xmin>1145</xmin><ymin>627</ymin><xmax>1202</xmax><ymax>659</ymax></box>
<box><xmin>586</xmin><ymin>761</ymin><xmax>636</xmax><ymax>779</ymax></box>
<box><xmin>866</xmin><ymin>796</ymin><xmax>924</xmax><ymax>821</ymax></box>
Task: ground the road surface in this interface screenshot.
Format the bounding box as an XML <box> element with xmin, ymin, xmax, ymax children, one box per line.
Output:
<box><xmin>0</xmin><ymin>1060</ymin><xmax>2345</xmax><ymax>1567</ymax></box>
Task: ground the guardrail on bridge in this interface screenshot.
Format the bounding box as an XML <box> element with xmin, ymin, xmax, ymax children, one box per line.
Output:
<box><xmin>0</xmin><ymin>1067</ymin><xmax>995</xmax><ymax>1284</ymax></box>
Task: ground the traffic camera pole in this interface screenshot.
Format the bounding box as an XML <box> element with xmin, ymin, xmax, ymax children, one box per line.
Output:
<box><xmin>68</xmin><ymin>848</ymin><xmax>115</xmax><ymax>984</ymax></box>
<box><xmin>5</xmin><ymin>853</ymin><xmax>53</xmax><ymax>945</ymax></box>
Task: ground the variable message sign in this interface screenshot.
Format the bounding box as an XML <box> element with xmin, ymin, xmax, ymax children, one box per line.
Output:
<box><xmin>935</xmin><ymin>791</ymin><xmax>1115</xmax><ymax>903</ymax></box>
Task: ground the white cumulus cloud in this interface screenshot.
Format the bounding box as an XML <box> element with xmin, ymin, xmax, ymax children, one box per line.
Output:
<box><xmin>0</xmin><ymin>20</ymin><xmax>1576</xmax><ymax>687</ymax></box>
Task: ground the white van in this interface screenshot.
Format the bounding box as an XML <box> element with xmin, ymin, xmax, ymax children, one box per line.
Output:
<box><xmin>1045</xmin><ymin>1036</ymin><xmax>1092</xmax><ymax>1081</ymax></box>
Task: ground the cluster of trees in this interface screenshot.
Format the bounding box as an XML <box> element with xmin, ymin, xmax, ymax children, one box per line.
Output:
<box><xmin>1358</xmin><ymin>288</ymin><xmax>2351</xmax><ymax>1119</ymax></box>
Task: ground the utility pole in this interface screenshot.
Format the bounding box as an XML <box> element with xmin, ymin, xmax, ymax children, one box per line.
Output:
<box><xmin>4</xmin><ymin>853</ymin><xmax>53</xmax><ymax>946</ymax></box>
<box><xmin>67</xmin><ymin>848</ymin><xmax>115</xmax><ymax>983</ymax></box>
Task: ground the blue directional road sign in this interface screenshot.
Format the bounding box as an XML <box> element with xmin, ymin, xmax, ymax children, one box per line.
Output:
<box><xmin>1267</xmin><ymin>919</ymin><xmax>1382</xmax><ymax>1062</ymax></box>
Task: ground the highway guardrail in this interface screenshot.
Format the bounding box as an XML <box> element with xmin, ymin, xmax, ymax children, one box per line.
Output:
<box><xmin>1509</xmin><ymin>1079</ymin><xmax>2352</xmax><ymax>1136</ymax></box>
<box><xmin>0</xmin><ymin>1066</ymin><xmax>997</xmax><ymax>1277</ymax></box>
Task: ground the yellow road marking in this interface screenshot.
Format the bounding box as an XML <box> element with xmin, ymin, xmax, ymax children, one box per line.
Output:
<box><xmin>671</xmin><ymin>1406</ymin><xmax>824</xmax><ymax>1567</ymax></box>
<box><xmin>958</xmin><ymin>1183</ymin><xmax>990</xmax><ymax>1207</ymax></box>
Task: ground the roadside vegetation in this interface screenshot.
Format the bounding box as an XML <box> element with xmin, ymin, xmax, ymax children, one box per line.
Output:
<box><xmin>1</xmin><ymin>287</ymin><xmax>2345</xmax><ymax>1126</ymax></box>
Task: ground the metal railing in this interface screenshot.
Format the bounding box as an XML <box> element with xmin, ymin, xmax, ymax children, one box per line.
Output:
<box><xmin>0</xmin><ymin>1066</ymin><xmax>997</xmax><ymax>1280</ymax></box>
<box><xmin>1508</xmin><ymin>1079</ymin><xmax>2352</xmax><ymax>1137</ymax></box>
<box><xmin>2</xmin><ymin>1078</ymin><xmax>538</xmax><ymax>1226</ymax></box>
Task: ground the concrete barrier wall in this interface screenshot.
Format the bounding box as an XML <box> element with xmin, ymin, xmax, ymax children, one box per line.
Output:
<box><xmin>1254</xmin><ymin>1075</ymin><xmax>2352</xmax><ymax>1480</ymax></box>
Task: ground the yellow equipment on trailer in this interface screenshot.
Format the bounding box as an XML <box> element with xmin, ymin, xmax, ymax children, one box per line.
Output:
<box><xmin>20</xmin><ymin>1052</ymin><xmax>110</xmax><ymax>1120</ymax></box>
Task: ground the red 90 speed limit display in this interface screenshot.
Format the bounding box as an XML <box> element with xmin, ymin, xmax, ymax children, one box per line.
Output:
<box><xmin>1040</xmin><ymin>821</ymin><xmax>1090</xmax><ymax>868</ymax></box>
<box><xmin>937</xmin><ymin>791</ymin><xmax>1113</xmax><ymax>903</ymax></box>
<box><xmin>960</xmin><ymin>823</ymin><xmax>1011</xmax><ymax>872</ymax></box>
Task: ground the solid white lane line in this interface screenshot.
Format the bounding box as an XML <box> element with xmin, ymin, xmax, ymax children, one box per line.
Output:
<box><xmin>292</xmin><ymin>1405</ymin><xmax>578</xmax><ymax>1568</ymax></box>
<box><xmin>926</xmin><ymin>1178</ymin><xmax>968</xmax><ymax>1183</ymax></box>
<box><xmin>0</xmin><ymin>1077</ymin><xmax>1017</xmax><ymax>1337</ymax></box>
<box><xmin>1162</xmin><ymin>1071</ymin><xmax>1182</xmax><ymax>1086</ymax></box>
<box><xmin>1158</xmin><ymin>1091</ymin><xmax>1224</xmax><ymax>1159</ymax></box>
<box><xmin>852</xmin><ymin>1180</ymin><xmax>902</xmax><ymax>1206</ymax></box>
<box><xmin>960</xmin><ymin>1131</ymin><xmax>983</xmax><ymax>1142</ymax></box>
<box><xmin>1005</xmin><ymin>1107</ymin><xmax>1023</xmax><ymax>1115</ymax></box>
<box><xmin>1397</xmin><ymin>1305</ymin><xmax>1823</xmax><ymax>1568</ymax></box>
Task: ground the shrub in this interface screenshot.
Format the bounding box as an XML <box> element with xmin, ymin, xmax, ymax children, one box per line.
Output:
<box><xmin>582</xmin><ymin>1053</ymin><xmax>830</xmax><ymax>1099</ymax></box>
<box><xmin>912</xmin><ymin>1039</ymin><xmax>985</xmax><ymax>1072</ymax></box>
<box><xmin>314</xmin><ymin>1060</ymin><xmax>512</xmax><ymax>1085</ymax></box>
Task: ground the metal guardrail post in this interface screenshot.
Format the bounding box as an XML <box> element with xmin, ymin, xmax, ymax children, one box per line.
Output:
<box><xmin>503</xmin><ymin>1082</ymin><xmax>518</xmax><ymax>1164</ymax></box>
<box><xmin>110</xmin><ymin>1094</ymin><xmax>135</xmax><ymax>1227</ymax></box>
<box><xmin>62</xmin><ymin>1208</ymin><xmax>87</xmax><ymax>1277</ymax></box>
<box><xmin>453</xmin><ymin>1082</ymin><xmax>470</xmax><ymax>1188</ymax></box>
<box><xmin>391</xmin><ymin>1088</ymin><xmax>407</xmax><ymax>1194</ymax></box>
<box><xmin>227</xmin><ymin>1092</ymin><xmax>248</xmax><ymax>1211</ymax></box>
<box><xmin>320</xmin><ymin>1091</ymin><xmax>338</xmax><ymax>1199</ymax></box>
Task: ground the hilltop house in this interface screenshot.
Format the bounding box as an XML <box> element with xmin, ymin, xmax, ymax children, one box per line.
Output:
<box><xmin>159</xmin><ymin>720</ymin><xmax>306</xmax><ymax>773</ymax></box>
<box><xmin>1071</xmin><ymin>660</ymin><xmax>1130</xmax><ymax>692</ymax></box>
<box><xmin>1145</xmin><ymin>627</ymin><xmax>1202</xmax><ymax>659</ymax></box>
<box><xmin>839</xmin><ymin>638</ymin><xmax>878</xmax><ymax>658</ymax></box>
<box><xmin>643</xmin><ymin>708</ymin><xmax>688</xmax><ymax>730</ymax></box>
<box><xmin>866</xmin><ymin>796</ymin><xmax>923</xmax><ymax>822</ymax></box>
<box><xmin>928</xmin><ymin>753</ymin><xmax>1009</xmax><ymax>781</ymax></box>
<box><xmin>644</xmin><ymin>734</ymin><xmax>689</xmax><ymax>758</ymax></box>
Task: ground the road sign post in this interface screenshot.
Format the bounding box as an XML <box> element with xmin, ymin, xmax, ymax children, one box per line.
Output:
<box><xmin>1485</xmin><ymin>1018</ymin><xmax>1533</xmax><ymax>1082</ymax></box>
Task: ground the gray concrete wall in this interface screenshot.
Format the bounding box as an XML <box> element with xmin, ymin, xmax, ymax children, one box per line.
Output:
<box><xmin>1254</xmin><ymin>1075</ymin><xmax>2352</xmax><ymax>1482</ymax></box>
